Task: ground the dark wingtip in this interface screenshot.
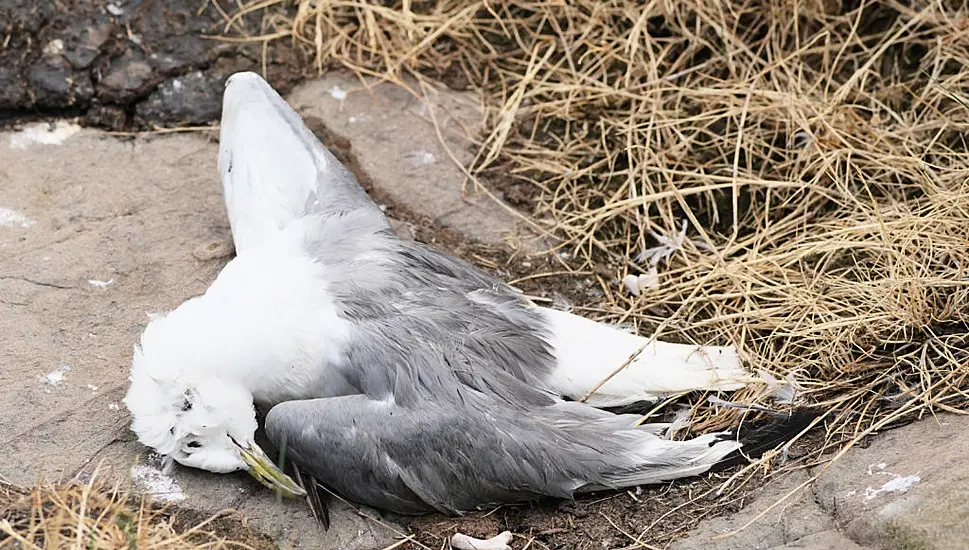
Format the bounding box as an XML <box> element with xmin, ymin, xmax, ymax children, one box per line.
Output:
<box><xmin>709</xmin><ymin>407</ymin><xmax>824</xmax><ymax>472</ymax></box>
<box><xmin>291</xmin><ymin>461</ymin><xmax>331</xmax><ymax>530</ymax></box>
<box><xmin>309</xmin><ymin>479</ymin><xmax>331</xmax><ymax>531</ymax></box>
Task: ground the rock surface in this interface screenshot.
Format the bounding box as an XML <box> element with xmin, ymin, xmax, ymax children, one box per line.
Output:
<box><xmin>670</xmin><ymin>414</ymin><xmax>969</xmax><ymax>550</ymax></box>
<box><xmin>813</xmin><ymin>415</ymin><xmax>969</xmax><ymax>550</ymax></box>
<box><xmin>289</xmin><ymin>73</ymin><xmax>537</xmax><ymax>250</ymax></box>
<box><xmin>668</xmin><ymin>470</ymin><xmax>837</xmax><ymax>550</ymax></box>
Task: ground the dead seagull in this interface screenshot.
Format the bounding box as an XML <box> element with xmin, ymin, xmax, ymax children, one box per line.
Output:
<box><xmin>124</xmin><ymin>72</ymin><xmax>784</xmax><ymax>524</ymax></box>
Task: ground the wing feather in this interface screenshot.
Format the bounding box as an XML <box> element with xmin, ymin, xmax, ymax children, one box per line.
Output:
<box><xmin>218</xmin><ymin>72</ymin><xmax>382</xmax><ymax>254</ymax></box>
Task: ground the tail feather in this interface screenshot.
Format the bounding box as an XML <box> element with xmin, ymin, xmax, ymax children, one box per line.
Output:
<box><xmin>709</xmin><ymin>408</ymin><xmax>822</xmax><ymax>473</ymax></box>
<box><xmin>580</xmin><ymin>432</ymin><xmax>742</xmax><ymax>492</ymax></box>
<box><xmin>540</xmin><ymin>307</ymin><xmax>754</xmax><ymax>407</ymax></box>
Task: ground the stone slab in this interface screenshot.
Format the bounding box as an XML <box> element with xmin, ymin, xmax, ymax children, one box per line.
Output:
<box><xmin>0</xmin><ymin>124</ymin><xmax>400</xmax><ymax>548</ymax></box>
<box><xmin>668</xmin><ymin>470</ymin><xmax>834</xmax><ymax>550</ymax></box>
<box><xmin>670</xmin><ymin>414</ymin><xmax>969</xmax><ymax>550</ymax></box>
<box><xmin>769</xmin><ymin>530</ymin><xmax>866</xmax><ymax>550</ymax></box>
<box><xmin>813</xmin><ymin>414</ymin><xmax>969</xmax><ymax>550</ymax></box>
<box><xmin>287</xmin><ymin>72</ymin><xmax>539</xmax><ymax>251</ymax></box>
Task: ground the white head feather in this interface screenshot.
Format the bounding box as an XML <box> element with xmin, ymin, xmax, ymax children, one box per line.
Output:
<box><xmin>123</xmin><ymin>298</ymin><xmax>260</xmax><ymax>473</ymax></box>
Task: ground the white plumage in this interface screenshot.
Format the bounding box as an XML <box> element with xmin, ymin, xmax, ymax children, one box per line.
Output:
<box><xmin>541</xmin><ymin>306</ymin><xmax>746</xmax><ymax>407</ymax></box>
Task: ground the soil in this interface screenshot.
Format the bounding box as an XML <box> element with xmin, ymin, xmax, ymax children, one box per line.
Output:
<box><xmin>0</xmin><ymin>0</ymin><xmax>308</xmax><ymax>130</ymax></box>
<box><xmin>405</xmin><ymin>477</ymin><xmax>744</xmax><ymax>550</ymax></box>
<box><xmin>169</xmin><ymin>507</ymin><xmax>278</xmax><ymax>550</ymax></box>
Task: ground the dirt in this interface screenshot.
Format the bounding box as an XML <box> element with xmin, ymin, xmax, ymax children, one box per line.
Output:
<box><xmin>169</xmin><ymin>507</ymin><xmax>278</xmax><ymax>550</ymax></box>
<box><xmin>400</xmin><ymin>466</ymin><xmax>778</xmax><ymax>550</ymax></box>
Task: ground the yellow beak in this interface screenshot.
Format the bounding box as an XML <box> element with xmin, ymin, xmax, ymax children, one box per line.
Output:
<box><xmin>235</xmin><ymin>440</ymin><xmax>306</xmax><ymax>498</ymax></box>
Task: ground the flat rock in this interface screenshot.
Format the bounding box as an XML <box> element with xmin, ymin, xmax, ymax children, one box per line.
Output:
<box><xmin>813</xmin><ymin>414</ymin><xmax>969</xmax><ymax>550</ymax></box>
<box><xmin>288</xmin><ymin>72</ymin><xmax>538</xmax><ymax>251</ymax></box>
<box><xmin>769</xmin><ymin>530</ymin><xmax>866</xmax><ymax>550</ymax></box>
<box><xmin>0</xmin><ymin>125</ymin><xmax>401</xmax><ymax>548</ymax></box>
<box><xmin>670</xmin><ymin>414</ymin><xmax>969</xmax><ymax>550</ymax></box>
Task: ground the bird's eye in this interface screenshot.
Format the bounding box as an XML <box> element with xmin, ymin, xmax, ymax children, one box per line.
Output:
<box><xmin>187</xmin><ymin>441</ymin><xmax>202</xmax><ymax>448</ymax></box>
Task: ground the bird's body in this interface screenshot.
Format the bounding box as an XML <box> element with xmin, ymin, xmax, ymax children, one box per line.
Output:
<box><xmin>124</xmin><ymin>72</ymin><xmax>765</xmax><ymax>518</ymax></box>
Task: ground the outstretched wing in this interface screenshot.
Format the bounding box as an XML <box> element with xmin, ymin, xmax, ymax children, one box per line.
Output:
<box><xmin>217</xmin><ymin>72</ymin><xmax>385</xmax><ymax>254</ymax></box>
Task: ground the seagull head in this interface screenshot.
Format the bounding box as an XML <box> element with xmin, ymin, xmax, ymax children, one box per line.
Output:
<box><xmin>123</xmin><ymin>299</ymin><xmax>306</xmax><ymax>498</ymax></box>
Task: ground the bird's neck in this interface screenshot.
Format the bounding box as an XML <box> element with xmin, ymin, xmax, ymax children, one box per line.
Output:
<box><xmin>172</xmin><ymin>243</ymin><xmax>356</xmax><ymax>406</ymax></box>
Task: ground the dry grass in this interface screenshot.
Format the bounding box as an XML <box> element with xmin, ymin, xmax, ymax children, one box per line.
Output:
<box><xmin>0</xmin><ymin>469</ymin><xmax>269</xmax><ymax>550</ymax></box>
<box><xmin>231</xmin><ymin>0</ymin><xmax>969</xmax><ymax>442</ymax></box>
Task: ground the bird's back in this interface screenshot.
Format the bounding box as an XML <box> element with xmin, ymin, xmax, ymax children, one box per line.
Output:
<box><xmin>295</xmin><ymin>211</ymin><xmax>562</xmax><ymax>407</ymax></box>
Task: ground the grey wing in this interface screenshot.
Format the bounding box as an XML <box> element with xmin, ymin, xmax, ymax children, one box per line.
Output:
<box><xmin>217</xmin><ymin>72</ymin><xmax>385</xmax><ymax>254</ymax></box>
<box><xmin>264</xmin><ymin>393</ymin><xmax>597</xmax><ymax>515</ymax></box>
<box><xmin>312</xmin><ymin>235</ymin><xmax>563</xmax><ymax>401</ymax></box>
<box><xmin>265</xmin><ymin>341</ymin><xmax>744</xmax><ymax>516</ymax></box>
<box><xmin>265</xmin><ymin>388</ymin><xmax>746</xmax><ymax>515</ymax></box>
<box><xmin>331</xmin><ymin>288</ymin><xmax>560</xmax><ymax>408</ymax></box>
